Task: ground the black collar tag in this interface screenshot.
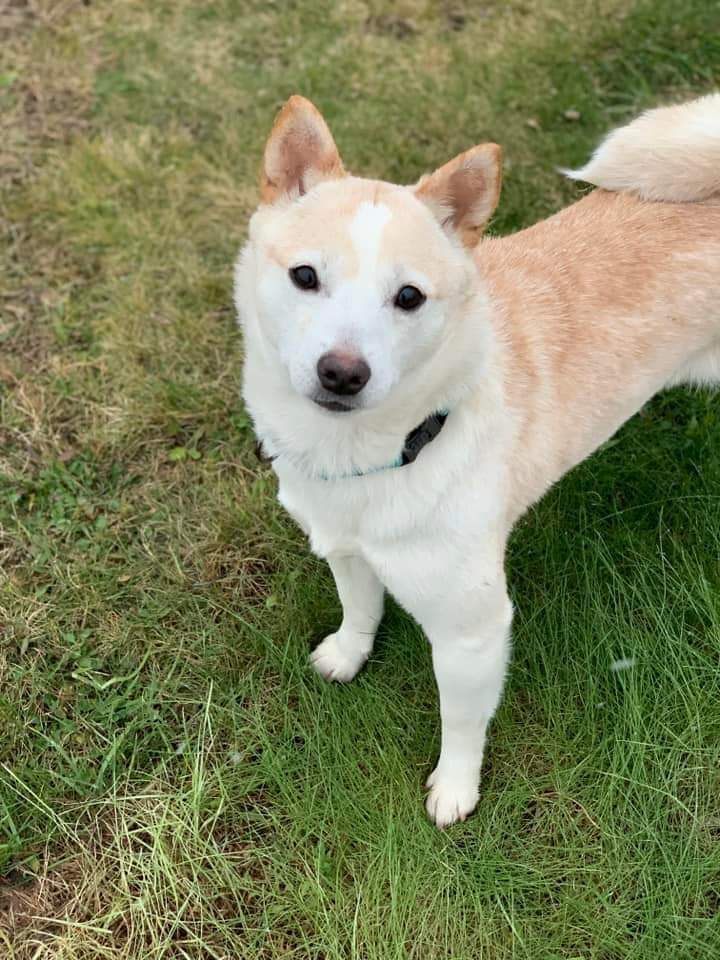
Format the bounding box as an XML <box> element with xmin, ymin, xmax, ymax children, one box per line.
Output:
<box><xmin>400</xmin><ymin>411</ymin><xmax>448</xmax><ymax>465</ymax></box>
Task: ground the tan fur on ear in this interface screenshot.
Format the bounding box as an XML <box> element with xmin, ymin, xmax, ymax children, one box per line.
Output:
<box><xmin>261</xmin><ymin>95</ymin><xmax>346</xmax><ymax>204</ymax></box>
<box><xmin>416</xmin><ymin>144</ymin><xmax>502</xmax><ymax>247</ymax></box>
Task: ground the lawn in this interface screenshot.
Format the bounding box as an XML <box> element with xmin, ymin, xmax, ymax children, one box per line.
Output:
<box><xmin>1</xmin><ymin>0</ymin><xmax>720</xmax><ymax>957</ymax></box>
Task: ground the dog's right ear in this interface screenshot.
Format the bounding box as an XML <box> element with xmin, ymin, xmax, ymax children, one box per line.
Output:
<box><xmin>415</xmin><ymin>143</ymin><xmax>502</xmax><ymax>247</ymax></box>
<box><xmin>260</xmin><ymin>96</ymin><xmax>346</xmax><ymax>204</ymax></box>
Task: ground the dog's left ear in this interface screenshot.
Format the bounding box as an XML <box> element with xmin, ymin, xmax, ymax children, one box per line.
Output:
<box><xmin>261</xmin><ymin>95</ymin><xmax>346</xmax><ymax>204</ymax></box>
<box><xmin>415</xmin><ymin>144</ymin><xmax>502</xmax><ymax>247</ymax></box>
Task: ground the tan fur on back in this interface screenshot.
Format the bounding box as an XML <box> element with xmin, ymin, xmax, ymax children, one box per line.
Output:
<box><xmin>478</xmin><ymin>190</ymin><xmax>720</xmax><ymax>515</ymax></box>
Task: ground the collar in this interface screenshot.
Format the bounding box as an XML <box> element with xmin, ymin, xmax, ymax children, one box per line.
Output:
<box><xmin>395</xmin><ymin>409</ymin><xmax>449</xmax><ymax>469</ymax></box>
<box><xmin>255</xmin><ymin>410</ymin><xmax>449</xmax><ymax>481</ymax></box>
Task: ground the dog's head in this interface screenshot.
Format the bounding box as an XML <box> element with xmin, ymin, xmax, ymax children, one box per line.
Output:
<box><xmin>237</xmin><ymin>96</ymin><xmax>502</xmax><ymax>415</ymax></box>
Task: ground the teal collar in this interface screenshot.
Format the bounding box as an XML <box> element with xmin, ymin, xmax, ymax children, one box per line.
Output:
<box><xmin>256</xmin><ymin>410</ymin><xmax>449</xmax><ymax>481</ymax></box>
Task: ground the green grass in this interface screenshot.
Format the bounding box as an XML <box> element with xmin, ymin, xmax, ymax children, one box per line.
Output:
<box><xmin>2</xmin><ymin>0</ymin><xmax>720</xmax><ymax>956</ymax></box>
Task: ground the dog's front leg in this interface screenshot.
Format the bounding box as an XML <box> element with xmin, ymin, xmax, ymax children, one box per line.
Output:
<box><xmin>425</xmin><ymin>582</ymin><xmax>512</xmax><ymax>828</ymax></box>
<box><xmin>311</xmin><ymin>553</ymin><xmax>384</xmax><ymax>682</ymax></box>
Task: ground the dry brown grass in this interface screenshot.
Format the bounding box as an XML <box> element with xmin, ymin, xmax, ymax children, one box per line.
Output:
<box><xmin>0</xmin><ymin>0</ymin><xmax>104</xmax><ymax>187</ymax></box>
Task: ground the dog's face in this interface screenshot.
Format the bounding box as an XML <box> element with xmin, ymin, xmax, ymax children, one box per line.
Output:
<box><xmin>247</xmin><ymin>179</ymin><xmax>478</xmax><ymax>413</ymax></box>
<box><xmin>239</xmin><ymin>97</ymin><xmax>502</xmax><ymax>414</ymax></box>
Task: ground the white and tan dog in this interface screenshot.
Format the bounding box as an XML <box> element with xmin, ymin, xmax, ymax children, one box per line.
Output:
<box><xmin>235</xmin><ymin>94</ymin><xmax>720</xmax><ymax>827</ymax></box>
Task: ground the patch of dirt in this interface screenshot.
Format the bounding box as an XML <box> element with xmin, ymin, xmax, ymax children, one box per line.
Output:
<box><xmin>365</xmin><ymin>13</ymin><xmax>419</xmax><ymax>39</ymax></box>
<box><xmin>0</xmin><ymin>0</ymin><xmax>34</xmax><ymax>42</ymax></box>
<box><xmin>199</xmin><ymin>544</ymin><xmax>279</xmax><ymax>602</ymax></box>
<box><xmin>0</xmin><ymin>867</ymin><xmax>73</xmax><ymax>956</ymax></box>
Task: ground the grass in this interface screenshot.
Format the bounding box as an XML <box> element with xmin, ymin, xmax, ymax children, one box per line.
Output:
<box><xmin>1</xmin><ymin>0</ymin><xmax>720</xmax><ymax>956</ymax></box>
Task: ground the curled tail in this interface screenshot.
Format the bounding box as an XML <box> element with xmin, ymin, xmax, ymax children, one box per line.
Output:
<box><xmin>563</xmin><ymin>93</ymin><xmax>720</xmax><ymax>202</ymax></box>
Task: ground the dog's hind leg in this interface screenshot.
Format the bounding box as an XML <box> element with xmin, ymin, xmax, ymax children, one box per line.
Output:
<box><xmin>310</xmin><ymin>553</ymin><xmax>385</xmax><ymax>683</ymax></box>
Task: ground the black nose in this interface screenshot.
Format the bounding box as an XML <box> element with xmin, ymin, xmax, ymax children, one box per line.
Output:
<box><xmin>317</xmin><ymin>352</ymin><xmax>371</xmax><ymax>396</ymax></box>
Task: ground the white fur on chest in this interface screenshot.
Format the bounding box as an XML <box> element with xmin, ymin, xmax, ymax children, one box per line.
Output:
<box><xmin>274</xmin><ymin>405</ymin><xmax>510</xmax><ymax>614</ymax></box>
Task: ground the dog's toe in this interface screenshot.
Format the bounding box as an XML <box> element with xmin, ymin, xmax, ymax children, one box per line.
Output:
<box><xmin>310</xmin><ymin>632</ymin><xmax>368</xmax><ymax>683</ymax></box>
<box><xmin>425</xmin><ymin>768</ymin><xmax>479</xmax><ymax>828</ymax></box>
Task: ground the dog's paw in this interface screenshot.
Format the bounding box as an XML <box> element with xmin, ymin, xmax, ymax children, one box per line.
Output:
<box><xmin>310</xmin><ymin>632</ymin><xmax>368</xmax><ymax>683</ymax></box>
<box><xmin>425</xmin><ymin>766</ymin><xmax>479</xmax><ymax>828</ymax></box>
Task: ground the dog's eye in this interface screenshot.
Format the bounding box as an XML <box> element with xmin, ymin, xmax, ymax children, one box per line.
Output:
<box><xmin>394</xmin><ymin>285</ymin><xmax>426</xmax><ymax>311</ymax></box>
<box><xmin>290</xmin><ymin>265</ymin><xmax>319</xmax><ymax>291</ymax></box>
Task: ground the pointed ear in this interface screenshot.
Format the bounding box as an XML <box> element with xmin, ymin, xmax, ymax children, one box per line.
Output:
<box><xmin>260</xmin><ymin>95</ymin><xmax>346</xmax><ymax>204</ymax></box>
<box><xmin>415</xmin><ymin>143</ymin><xmax>502</xmax><ymax>247</ymax></box>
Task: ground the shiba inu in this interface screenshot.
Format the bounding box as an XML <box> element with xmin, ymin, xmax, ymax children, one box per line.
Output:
<box><xmin>235</xmin><ymin>94</ymin><xmax>720</xmax><ymax>826</ymax></box>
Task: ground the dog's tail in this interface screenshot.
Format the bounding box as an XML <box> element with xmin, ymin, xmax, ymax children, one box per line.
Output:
<box><xmin>563</xmin><ymin>93</ymin><xmax>720</xmax><ymax>202</ymax></box>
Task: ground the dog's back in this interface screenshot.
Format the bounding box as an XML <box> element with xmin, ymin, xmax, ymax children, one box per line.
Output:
<box><xmin>477</xmin><ymin>95</ymin><xmax>720</xmax><ymax>513</ymax></box>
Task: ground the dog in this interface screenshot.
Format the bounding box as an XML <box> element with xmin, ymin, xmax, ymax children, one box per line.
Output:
<box><xmin>235</xmin><ymin>93</ymin><xmax>720</xmax><ymax>826</ymax></box>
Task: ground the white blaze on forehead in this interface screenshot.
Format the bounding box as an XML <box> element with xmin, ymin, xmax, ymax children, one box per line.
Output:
<box><xmin>348</xmin><ymin>202</ymin><xmax>392</xmax><ymax>274</ymax></box>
